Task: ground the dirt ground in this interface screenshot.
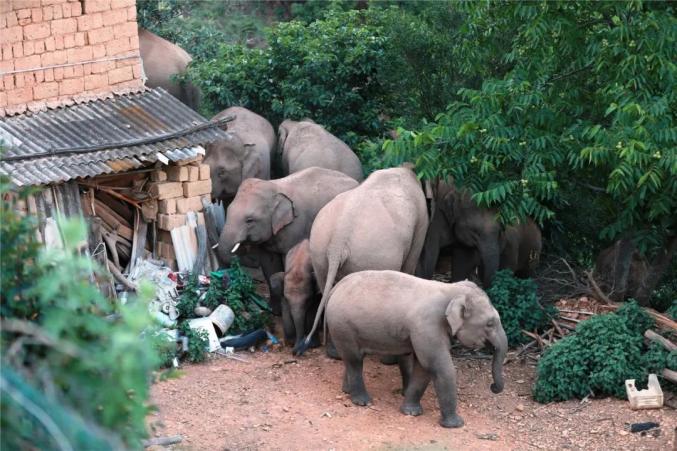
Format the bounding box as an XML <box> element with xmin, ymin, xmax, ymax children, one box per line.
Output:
<box><xmin>149</xmin><ymin>343</ymin><xmax>676</xmax><ymax>451</ymax></box>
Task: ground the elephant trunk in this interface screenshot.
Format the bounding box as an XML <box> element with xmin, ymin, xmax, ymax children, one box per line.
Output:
<box><xmin>478</xmin><ymin>238</ymin><xmax>500</xmax><ymax>287</ymax></box>
<box><xmin>216</xmin><ymin>226</ymin><xmax>247</xmax><ymax>266</ymax></box>
<box><xmin>489</xmin><ymin>327</ymin><xmax>508</xmax><ymax>394</ymax></box>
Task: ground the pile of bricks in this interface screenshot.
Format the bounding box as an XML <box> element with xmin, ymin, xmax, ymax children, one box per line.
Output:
<box><xmin>149</xmin><ymin>161</ymin><xmax>212</xmax><ymax>268</ymax></box>
<box><xmin>0</xmin><ymin>0</ymin><xmax>144</xmax><ymax>116</ymax></box>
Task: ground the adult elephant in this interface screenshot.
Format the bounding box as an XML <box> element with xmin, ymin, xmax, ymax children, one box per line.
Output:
<box><xmin>138</xmin><ymin>28</ymin><xmax>200</xmax><ymax>110</ymax></box>
<box><xmin>204</xmin><ymin>107</ymin><xmax>276</xmax><ymax>202</ymax></box>
<box><xmin>417</xmin><ymin>182</ymin><xmax>542</xmax><ymax>286</ymax></box>
<box><xmin>277</xmin><ymin>119</ymin><xmax>364</xmax><ymax>181</ymax></box>
<box><xmin>216</xmin><ymin>168</ymin><xmax>359</xmax><ymax>315</ymax></box>
<box><xmin>294</xmin><ymin>165</ymin><xmax>428</xmax><ymax>355</ymax></box>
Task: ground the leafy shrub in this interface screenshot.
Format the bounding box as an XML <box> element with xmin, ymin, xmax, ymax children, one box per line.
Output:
<box><xmin>0</xmin><ymin>179</ymin><xmax>159</xmax><ymax>448</ymax></box>
<box><xmin>189</xmin><ymin>9</ymin><xmax>389</xmax><ymax>145</ymax></box>
<box><xmin>486</xmin><ymin>270</ymin><xmax>557</xmax><ymax>347</ymax></box>
<box><xmin>650</xmin><ymin>274</ymin><xmax>677</xmax><ymax>313</ymax></box>
<box><xmin>616</xmin><ymin>300</ymin><xmax>654</xmax><ymax>336</ymax></box>
<box><xmin>533</xmin><ymin>314</ymin><xmax>646</xmax><ymax>402</ymax></box>
<box><xmin>666</xmin><ymin>301</ymin><xmax>677</xmax><ymax>321</ymax></box>
<box><xmin>178</xmin><ymin>322</ymin><xmax>209</xmax><ymax>363</ymax></box>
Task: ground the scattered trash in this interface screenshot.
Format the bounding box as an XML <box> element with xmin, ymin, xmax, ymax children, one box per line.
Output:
<box><xmin>626</xmin><ymin>374</ymin><xmax>663</xmax><ymax>410</ymax></box>
<box><xmin>629</xmin><ymin>422</ymin><xmax>660</xmax><ymax>433</ymax></box>
<box><xmin>476</xmin><ymin>433</ymin><xmax>498</xmax><ymax>441</ymax></box>
<box><xmin>187</xmin><ymin>317</ymin><xmax>221</xmax><ymax>352</ymax></box>
<box><xmin>194</xmin><ymin>306</ymin><xmax>212</xmax><ymax>317</ymax></box>
<box><xmin>209</xmin><ymin>304</ymin><xmax>235</xmax><ymax>334</ymax></box>
<box><xmin>220</xmin><ymin>329</ymin><xmax>268</xmax><ymax>349</ymax></box>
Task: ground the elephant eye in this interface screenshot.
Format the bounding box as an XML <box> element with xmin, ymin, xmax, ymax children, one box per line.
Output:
<box><xmin>486</xmin><ymin>320</ymin><xmax>494</xmax><ymax>328</ymax></box>
<box><xmin>245</xmin><ymin>217</ymin><xmax>254</xmax><ymax>224</ymax></box>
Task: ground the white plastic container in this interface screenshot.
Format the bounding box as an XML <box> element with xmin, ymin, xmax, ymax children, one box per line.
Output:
<box><xmin>209</xmin><ymin>304</ymin><xmax>235</xmax><ymax>335</ymax></box>
<box><xmin>625</xmin><ymin>374</ymin><xmax>663</xmax><ymax>410</ymax></box>
<box><xmin>187</xmin><ymin>317</ymin><xmax>221</xmax><ymax>352</ymax></box>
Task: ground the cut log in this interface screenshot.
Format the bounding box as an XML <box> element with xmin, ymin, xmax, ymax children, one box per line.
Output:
<box><xmin>107</xmin><ymin>260</ymin><xmax>137</xmax><ymax>291</ymax></box>
<box><xmin>663</xmin><ymin>369</ymin><xmax>677</xmax><ymax>384</ymax></box>
<box><xmin>644</xmin><ymin>330</ymin><xmax>677</xmax><ymax>351</ymax></box>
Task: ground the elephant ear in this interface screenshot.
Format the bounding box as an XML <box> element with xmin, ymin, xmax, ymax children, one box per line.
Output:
<box><xmin>271</xmin><ymin>192</ymin><xmax>295</xmax><ymax>235</ymax></box>
<box><xmin>241</xmin><ymin>143</ymin><xmax>261</xmax><ymax>180</ymax></box>
<box><xmin>445</xmin><ymin>294</ymin><xmax>470</xmax><ymax>336</ymax></box>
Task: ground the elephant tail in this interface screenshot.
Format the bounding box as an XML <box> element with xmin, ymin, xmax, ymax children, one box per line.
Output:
<box><xmin>293</xmin><ymin>247</ymin><xmax>344</xmax><ymax>356</ymax></box>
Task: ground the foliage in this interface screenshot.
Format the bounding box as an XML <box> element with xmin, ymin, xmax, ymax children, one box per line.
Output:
<box><xmin>533</xmin><ymin>303</ymin><xmax>675</xmax><ymax>402</ymax></box>
<box><xmin>178</xmin><ymin>322</ymin><xmax>208</xmax><ymax>363</ymax></box>
<box><xmin>615</xmin><ymin>300</ymin><xmax>654</xmax><ymax>336</ymax></box>
<box><xmin>384</xmin><ymin>1</ymin><xmax>676</xmax><ymax>255</ymax></box>
<box><xmin>151</xmin><ymin>331</ymin><xmax>179</xmax><ymax>369</ymax></box>
<box><xmin>666</xmin><ymin>301</ymin><xmax>677</xmax><ymax>321</ymax></box>
<box><xmin>289</xmin><ymin>0</ymin><xmax>361</xmax><ymax>23</ymax></box>
<box><xmin>188</xmin><ymin>9</ymin><xmax>389</xmax><ymax>145</ymax></box>
<box><xmin>486</xmin><ymin>270</ymin><xmax>557</xmax><ymax>347</ymax></box>
<box><xmin>176</xmin><ymin>274</ymin><xmax>201</xmax><ymax>318</ymax></box>
<box><xmin>649</xmin><ymin>272</ymin><xmax>677</xmax><ymax>313</ymax></box>
<box><xmin>0</xmin><ymin>179</ymin><xmax>159</xmax><ymax>448</ymax></box>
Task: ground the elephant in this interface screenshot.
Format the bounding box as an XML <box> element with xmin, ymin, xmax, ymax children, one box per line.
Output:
<box><xmin>294</xmin><ymin>165</ymin><xmax>428</xmax><ymax>355</ymax></box>
<box><xmin>417</xmin><ymin>181</ymin><xmax>541</xmax><ymax>287</ymax></box>
<box><xmin>325</xmin><ymin>270</ymin><xmax>507</xmax><ymax>428</ymax></box>
<box><xmin>217</xmin><ymin>167</ymin><xmax>359</xmax><ymax>315</ymax></box>
<box><xmin>277</xmin><ymin>119</ymin><xmax>364</xmax><ymax>181</ymax></box>
<box><xmin>138</xmin><ymin>28</ymin><xmax>200</xmax><ymax>110</ymax></box>
<box><xmin>269</xmin><ymin>240</ymin><xmax>320</xmax><ymax>348</ymax></box>
<box><xmin>203</xmin><ymin>107</ymin><xmax>276</xmax><ymax>202</ymax></box>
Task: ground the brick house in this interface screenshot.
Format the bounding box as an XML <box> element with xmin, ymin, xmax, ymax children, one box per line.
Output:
<box><xmin>0</xmin><ymin>0</ymin><xmax>227</xmax><ymax>294</ymax></box>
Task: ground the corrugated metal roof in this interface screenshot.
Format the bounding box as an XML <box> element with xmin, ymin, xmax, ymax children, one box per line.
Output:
<box><xmin>0</xmin><ymin>88</ymin><xmax>226</xmax><ymax>186</ymax></box>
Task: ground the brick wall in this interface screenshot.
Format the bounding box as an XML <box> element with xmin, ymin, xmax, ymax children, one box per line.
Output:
<box><xmin>0</xmin><ymin>0</ymin><xmax>144</xmax><ymax>116</ymax></box>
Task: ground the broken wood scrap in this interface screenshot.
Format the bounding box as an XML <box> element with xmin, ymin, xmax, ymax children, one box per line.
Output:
<box><xmin>95</xmin><ymin>191</ymin><xmax>134</xmax><ymax>223</ymax></box>
<box><xmin>644</xmin><ymin>330</ymin><xmax>677</xmax><ymax>352</ymax></box>
<box><xmin>94</xmin><ymin>199</ymin><xmax>133</xmax><ymax>241</ymax></box>
<box><xmin>107</xmin><ymin>260</ymin><xmax>137</xmax><ymax>291</ymax></box>
<box><xmin>663</xmin><ymin>369</ymin><xmax>677</xmax><ymax>384</ymax></box>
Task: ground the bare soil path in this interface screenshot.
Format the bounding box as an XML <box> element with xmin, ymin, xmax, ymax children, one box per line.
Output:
<box><xmin>149</xmin><ymin>347</ymin><xmax>675</xmax><ymax>451</ymax></box>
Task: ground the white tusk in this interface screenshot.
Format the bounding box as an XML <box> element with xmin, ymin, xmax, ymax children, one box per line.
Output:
<box><xmin>212</xmin><ymin>243</ymin><xmax>219</xmax><ymax>249</ymax></box>
<box><xmin>231</xmin><ymin>242</ymin><xmax>240</xmax><ymax>253</ymax></box>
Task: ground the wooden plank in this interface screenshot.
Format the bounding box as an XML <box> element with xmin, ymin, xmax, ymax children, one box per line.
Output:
<box><xmin>94</xmin><ymin>199</ymin><xmax>133</xmax><ymax>241</ymax></box>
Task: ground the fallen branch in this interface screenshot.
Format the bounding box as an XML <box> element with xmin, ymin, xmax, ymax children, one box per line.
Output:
<box><xmin>557</xmin><ymin>309</ymin><xmax>595</xmax><ymax>316</ymax></box>
<box><xmin>559</xmin><ymin>316</ymin><xmax>581</xmax><ymax>323</ymax></box>
<box><xmin>644</xmin><ymin>330</ymin><xmax>676</xmax><ymax>352</ymax></box>
<box><xmin>584</xmin><ymin>270</ymin><xmax>612</xmax><ymax>304</ymax></box>
<box><xmin>663</xmin><ymin>369</ymin><xmax>677</xmax><ymax>384</ymax></box>
<box><xmin>142</xmin><ymin>435</ymin><xmax>183</xmax><ymax>448</ymax></box>
<box><xmin>107</xmin><ymin>260</ymin><xmax>137</xmax><ymax>291</ymax></box>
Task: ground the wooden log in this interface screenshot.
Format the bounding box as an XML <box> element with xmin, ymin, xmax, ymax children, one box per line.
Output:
<box><xmin>95</xmin><ymin>191</ymin><xmax>134</xmax><ymax>224</ymax></box>
<box><xmin>107</xmin><ymin>260</ymin><xmax>137</xmax><ymax>291</ymax></box>
<box><xmin>644</xmin><ymin>330</ymin><xmax>677</xmax><ymax>352</ymax></box>
<box><xmin>94</xmin><ymin>199</ymin><xmax>133</xmax><ymax>241</ymax></box>
<box><xmin>662</xmin><ymin>369</ymin><xmax>677</xmax><ymax>384</ymax></box>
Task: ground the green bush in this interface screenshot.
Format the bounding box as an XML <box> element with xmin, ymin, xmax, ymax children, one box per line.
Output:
<box><xmin>0</xmin><ymin>179</ymin><xmax>159</xmax><ymax>448</ymax></box>
<box><xmin>486</xmin><ymin>270</ymin><xmax>557</xmax><ymax>347</ymax></box>
<box><xmin>533</xmin><ymin>304</ymin><xmax>675</xmax><ymax>403</ymax></box>
<box><xmin>178</xmin><ymin>322</ymin><xmax>209</xmax><ymax>363</ymax></box>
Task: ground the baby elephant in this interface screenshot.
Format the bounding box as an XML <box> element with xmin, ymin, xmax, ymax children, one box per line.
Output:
<box><xmin>270</xmin><ymin>240</ymin><xmax>320</xmax><ymax>348</ymax></box>
<box><xmin>326</xmin><ymin>270</ymin><xmax>508</xmax><ymax>428</ymax></box>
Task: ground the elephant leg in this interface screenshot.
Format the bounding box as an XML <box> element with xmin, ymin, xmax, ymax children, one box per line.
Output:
<box><xmin>397</xmin><ymin>354</ymin><xmax>415</xmax><ymax>393</ymax></box>
<box><xmin>290</xmin><ymin>304</ymin><xmax>307</xmax><ymax>349</ymax></box>
<box><xmin>379</xmin><ymin>355</ymin><xmax>399</xmax><ymax>366</ymax></box>
<box><xmin>450</xmin><ymin>245</ymin><xmax>479</xmax><ymax>282</ymax></box>
<box><xmin>281</xmin><ymin>300</ymin><xmax>295</xmax><ymax>344</ymax></box>
<box><xmin>400</xmin><ymin>356</ymin><xmax>431</xmax><ymax>417</ymax></box>
<box><xmin>343</xmin><ymin>353</ymin><xmax>370</xmax><ymax>406</ymax></box>
<box><xmin>325</xmin><ymin>332</ymin><xmax>341</xmax><ymax>360</ymax></box>
<box><xmin>259</xmin><ymin>251</ymin><xmax>284</xmax><ymax>316</ymax></box>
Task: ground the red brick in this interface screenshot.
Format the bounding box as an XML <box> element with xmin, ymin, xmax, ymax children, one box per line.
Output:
<box><xmin>44</xmin><ymin>36</ymin><xmax>55</xmax><ymax>51</ymax></box>
<box><xmin>0</xmin><ymin>60</ymin><xmax>14</xmax><ymax>74</ymax></box>
<box><xmin>132</xmin><ymin>61</ymin><xmax>142</xmax><ymax>79</ymax></box>
<box><xmin>129</xmin><ymin>33</ymin><xmax>139</xmax><ymax>50</ymax></box>
<box><xmin>1</xmin><ymin>26</ymin><xmax>23</xmax><ymax>43</ymax></box>
<box><xmin>59</xmin><ymin>77</ymin><xmax>84</xmax><ymax>95</ymax></box>
<box><xmin>90</xmin><ymin>60</ymin><xmax>114</xmax><ymax>73</ymax></box>
<box><xmin>74</xmin><ymin>32</ymin><xmax>85</xmax><ymax>47</ymax></box>
<box><xmin>23</xmin><ymin>73</ymin><xmax>36</xmax><ymax>87</ymax></box>
<box><xmin>53</xmin><ymin>67</ymin><xmax>64</xmax><ymax>80</ymax></box>
<box><xmin>66</xmin><ymin>45</ymin><xmax>92</xmax><ymax>63</ymax></box>
<box><xmin>6</xmin><ymin>12</ymin><xmax>18</xmax><ymax>28</ymax></box>
<box><xmin>52</xmin><ymin>4</ymin><xmax>63</xmax><ymax>19</ymax></box>
<box><xmin>31</xmin><ymin>7</ymin><xmax>43</xmax><ymax>21</ymax></box>
<box><xmin>126</xmin><ymin>5</ymin><xmax>136</xmax><ymax>21</ymax></box>
<box><xmin>107</xmin><ymin>65</ymin><xmax>132</xmax><ymax>84</ymax></box>
<box><xmin>113</xmin><ymin>21</ymin><xmax>136</xmax><ymax>38</ymax></box>
<box><xmin>63</xmin><ymin>33</ymin><xmax>75</xmax><ymax>48</ymax></box>
<box><xmin>149</xmin><ymin>182</ymin><xmax>184</xmax><ymax>200</ymax></box>
<box><xmin>70</xmin><ymin>1</ymin><xmax>82</xmax><ymax>16</ymax></box>
<box><xmin>49</xmin><ymin>49</ymin><xmax>67</xmax><ymax>65</ymax></box>
<box><xmin>83</xmin><ymin>0</ymin><xmax>110</xmax><ymax>13</ymax></box>
<box><xmin>14</xmin><ymin>73</ymin><xmax>25</xmax><ymax>87</ymax></box>
<box><xmin>19</xmin><ymin>17</ymin><xmax>32</xmax><ymax>26</ymax></box>
<box><xmin>0</xmin><ymin>92</ymin><xmax>7</xmax><ymax>108</ymax></box>
<box><xmin>111</xmin><ymin>0</ymin><xmax>136</xmax><ymax>7</ymax></box>
<box><xmin>0</xmin><ymin>16</ymin><xmax>6</xmax><ymax>30</ymax></box>
<box><xmin>61</xmin><ymin>2</ymin><xmax>71</xmax><ymax>17</ymax></box>
<box><xmin>151</xmin><ymin>170</ymin><xmax>168</xmax><ymax>182</ymax></box>
<box><xmin>24</xmin><ymin>22</ymin><xmax>50</xmax><ymax>40</ymax></box>
<box><xmin>34</xmin><ymin>70</ymin><xmax>44</xmax><ymax>82</ymax></box>
<box><xmin>91</xmin><ymin>43</ymin><xmax>105</xmax><ymax>58</ymax></box>
<box><xmin>102</xmin><ymin>8</ymin><xmax>127</xmax><ymax>26</ymax></box>
<box><xmin>76</xmin><ymin>13</ymin><xmax>102</xmax><ymax>32</ymax></box>
<box><xmin>83</xmin><ymin>73</ymin><xmax>107</xmax><ymax>90</ymax></box>
<box><xmin>176</xmin><ymin>196</ymin><xmax>204</xmax><ymax>214</ymax></box>
<box><xmin>34</xmin><ymin>40</ymin><xmax>45</xmax><ymax>54</ymax></box>
<box><xmin>3</xmin><ymin>75</ymin><xmax>15</xmax><ymax>91</ymax></box>
<box><xmin>183</xmin><ymin>180</ymin><xmax>212</xmax><ymax>197</ymax></box>
<box><xmin>41</xmin><ymin>0</ymin><xmax>67</xmax><ymax>6</ymax></box>
<box><xmin>42</xmin><ymin>6</ymin><xmax>53</xmax><ymax>20</ymax></box>
<box><xmin>7</xmin><ymin>87</ymin><xmax>32</xmax><ymax>105</ymax></box>
<box><xmin>17</xmin><ymin>9</ymin><xmax>32</xmax><ymax>19</ymax></box>
<box><xmin>44</xmin><ymin>68</ymin><xmax>54</xmax><ymax>81</ymax></box>
<box><xmin>12</xmin><ymin>42</ymin><xmax>23</xmax><ymax>58</ymax></box>
<box><xmin>13</xmin><ymin>0</ymin><xmax>42</xmax><ymax>8</ymax></box>
<box><xmin>23</xmin><ymin>41</ymin><xmax>34</xmax><ymax>56</ymax></box>
<box><xmin>15</xmin><ymin>54</ymin><xmax>41</xmax><ymax>70</ymax></box>
<box><xmin>198</xmin><ymin>164</ymin><xmax>210</xmax><ymax>180</ymax></box>
<box><xmin>82</xmin><ymin>62</ymin><xmax>91</xmax><ymax>74</ymax></box>
<box><xmin>54</xmin><ymin>35</ymin><xmax>64</xmax><ymax>49</ymax></box>
<box><xmin>105</xmin><ymin>37</ymin><xmax>129</xmax><ymax>56</ymax></box>
<box><xmin>63</xmin><ymin>65</ymin><xmax>74</xmax><ymax>78</ymax></box>
<box><xmin>187</xmin><ymin>165</ymin><xmax>199</xmax><ymax>181</ymax></box>
<box><xmin>166</xmin><ymin>165</ymin><xmax>189</xmax><ymax>181</ymax></box>
<box><xmin>2</xmin><ymin>45</ymin><xmax>12</xmax><ymax>60</ymax></box>
<box><xmin>158</xmin><ymin>198</ymin><xmax>176</xmax><ymax>214</ymax></box>
<box><xmin>33</xmin><ymin>81</ymin><xmax>59</xmax><ymax>100</ymax></box>
<box><xmin>73</xmin><ymin>64</ymin><xmax>83</xmax><ymax>77</ymax></box>
<box><xmin>51</xmin><ymin>18</ymin><xmax>77</xmax><ymax>35</ymax></box>
<box><xmin>88</xmin><ymin>26</ymin><xmax>113</xmax><ymax>44</ymax></box>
